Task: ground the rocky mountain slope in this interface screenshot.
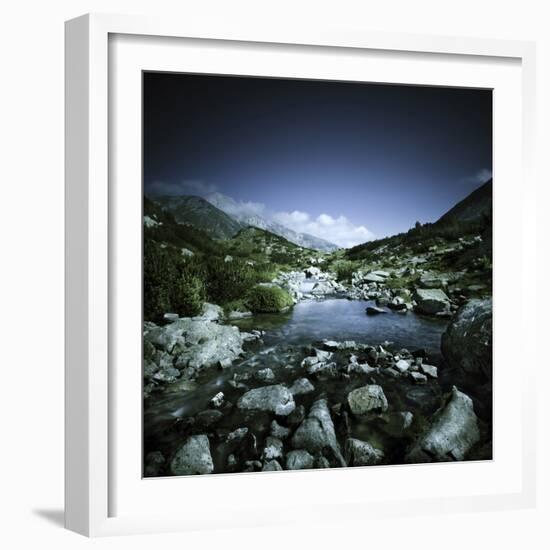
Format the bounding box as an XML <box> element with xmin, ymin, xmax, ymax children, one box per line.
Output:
<box><xmin>151</xmin><ymin>195</ymin><xmax>243</xmax><ymax>240</ymax></box>
<box><xmin>205</xmin><ymin>192</ymin><xmax>339</xmax><ymax>252</ymax></box>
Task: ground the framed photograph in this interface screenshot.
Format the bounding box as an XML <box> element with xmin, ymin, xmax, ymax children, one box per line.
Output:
<box><xmin>65</xmin><ymin>13</ymin><xmax>537</xmax><ymax>536</ymax></box>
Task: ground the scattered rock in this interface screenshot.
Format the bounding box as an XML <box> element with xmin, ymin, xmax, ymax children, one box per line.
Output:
<box><xmin>291</xmin><ymin>398</ymin><xmax>346</xmax><ymax>466</ymax></box>
<box><xmin>395</xmin><ymin>359</ymin><xmax>411</xmax><ymax>373</ymax></box>
<box><xmin>255</xmin><ymin>368</ymin><xmax>275</xmax><ymax>382</ymax></box>
<box><xmin>289</xmin><ymin>377</ymin><xmax>315</xmax><ymax>396</ymax></box>
<box><xmin>237</xmin><ymin>385</ymin><xmax>296</xmax><ymax>416</ymax></box>
<box><xmin>286</xmin><ymin>450</ymin><xmax>314</xmax><ymax>470</ymax></box>
<box><xmin>345</xmin><ymin>438</ymin><xmax>384</xmax><ymax>466</ymax></box>
<box><xmin>170</xmin><ymin>435</ymin><xmax>214</xmax><ymax>475</ymax></box>
<box><xmin>409</xmin><ymin>371</ymin><xmax>428</xmax><ymax>384</ymax></box>
<box><xmin>366</xmin><ymin>306</ymin><xmax>387</xmax><ymax>315</ymax></box>
<box><xmin>210</xmin><ymin>392</ymin><xmax>224</xmax><ymax>408</ymax></box>
<box><xmin>262</xmin><ymin>460</ymin><xmax>283</xmax><ymax>471</ymax></box>
<box><xmin>420</xmin><ymin>364</ymin><xmax>438</xmax><ymax>378</ymax></box>
<box><xmin>226</xmin><ymin>427</ymin><xmax>248</xmax><ymax>443</ymax></box>
<box><xmin>406</xmin><ymin>386</ymin><xmax>480</xmax><ymax>462</ymax></box>
<box><xmin>199</xmin><ymin>302</ymin><xmax>224</xmax><ymax>322</ymax></box>
<box><xmin>287</xmin><ymin>405</ymin><xmax>306</xmax><ymax>427</ymax></box>
<box><xmin>262</xmin><ymin>436</ymin><xmax>284</xmax><ymax>460</ymax></box>
<box><xmin>347</xmin><ymin>385</ymin><xmax>388</xmax><ymax>416</ymax></box>
<box><xmin>270</xmin><ymin>420</ymin><xmax>291</xmax><ymax>440</ymax></box>
<box><xmin>413</xmin><ymin>288</ymin><xmax>451</xmax><ymax>315</ymax></box>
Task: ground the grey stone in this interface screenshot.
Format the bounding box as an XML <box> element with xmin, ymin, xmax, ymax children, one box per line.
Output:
<box><xmin>262</xmin><ymin>436</ymin><xmax>284</xmax><ymax>460</ymax></box>
<box><xmin>345</xmin><ymin>438</ymin><xmax>384</xmax><ymax>466</ymax></box>
<box><xmin>441</xmin><ymin>298</ymin><xmax>492</xmax><ymax>381</ymax></box>
<box><xmin>291</xmin><ymin>398</ymin><xmax>346</xmax><ymax>466</ymax></box>
<box><xmin>262</xmin><ymin>459</ymin><xmax>283</xmax><ymax>471</ymax></box>
<box><xmin>413</xmin><ymin>288</ymin><xmax>451</xmax><ymax>315</ymax></box>
<box><xmin>289</xmin><ymin>377</ymin><xmax>315</xmax><ymax>396</ymax></box>
<box><xmin>226</xmin><ymin>427</ymin><xmax>248</xmax><ymax>443</ymax></box>
<box><xmin>237</xmin><ymin>385</ymin><xmax>296</xmax><ymax>416</ymax></box>
<box><xmin>406</xmin><ymin>386</ymin><xmax>480</xmax><ymax>462</ymax></box>
<box><xmin>144</xmin><ymin>451</ymin><xmax>165</xmax><ymax>477</ymax></box>
<box><xmin>286</xmin><ymin>450</ymin><xmax>314</xmax><ymax>470</ymax></box>
<box><xmin>255</xmin><ymin>368</ymin><xmax>275</xmax><ymax>382</ymax></box>
<box><xmin>270</xmin><ymin>420</ymin><xmax>291</xmax><ymax>440</ymax></box>
<box><xmin>410</xmin><ymin>372</ymin><xmax>428</xmax><ymax>384</ymax></box>
<box><xmin>420</xmin><ymin>364</ymin><xmax>438</xmax><ymax>378</ymax></box>
<box><xmin>366</xmin><ymin>306</ymin><xmax>387</xmax><ymax>315</ymax></box>
<box><xmin>170</xmin><ymin>435</ymin><xmax>214</xmax><ymax>475</ymax></box>
<box><xmin>347</xmin><ymin>384</ymin><xmax>388</xmax><ymax>416</ymax></box>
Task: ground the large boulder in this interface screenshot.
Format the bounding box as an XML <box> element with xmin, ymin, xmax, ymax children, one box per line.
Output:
<box><xmin>413</xmin><ymin>288</ymin><xmax>451</xmax><ymax>315</ymax></box>
<box><xmin>347</xmin><ymin>385</ymin><xmax>388</xmax><ymax>416</ymax></box>
<box><xmin>441</xmin><ymin>298</ymin><xmax>492</xmax><ymax>381</ymax></box>
<box><xmin>291</xmin><ymin>398</ymin><xmax>346</xmax><ymax>466</ymax></box>
<box><xmin>144</xmin><ymin>318</ymin><xmax>243</xmax><ymax>377</ymax></box>
<box><xmin>237</xmin><ymin>385</ymin><xmax>296</xmax><ymax>416</ymax></box>
<box><xmin>170</xmin><ymin>435</ymin><xmax>214</xmax><ymax>475</ymax></box>
<box><xmin>405</xmin><ymin>386</ymin><xmax>480</xmax><ymax>463</ymax></box>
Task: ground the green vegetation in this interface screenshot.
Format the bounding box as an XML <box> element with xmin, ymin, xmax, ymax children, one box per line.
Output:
<box><xmin>245</xmin><ymin>286</ymin><xmax>294</xmax><ymax>313</ymax></box>
<box><xmin>331</xmin><ymin>259</ymin><xmax>357</xmax><ymax>283</ymax></box>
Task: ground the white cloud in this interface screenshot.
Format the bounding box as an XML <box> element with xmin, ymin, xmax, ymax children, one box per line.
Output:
<box><xmin>272</xmin><ymin>210</ymin><xmax>374</xmax><ymax>248</ymax></box>
<box><xmin>463</xmin><ymin>168</ymin><xmax>492</xmax><ymax>185</ymax></box>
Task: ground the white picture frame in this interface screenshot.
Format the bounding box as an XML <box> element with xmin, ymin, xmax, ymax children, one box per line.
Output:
<box><xmin>65</xmin><ymin>12</ymin><xmax>537</xmax><ymax>537</ymax></box>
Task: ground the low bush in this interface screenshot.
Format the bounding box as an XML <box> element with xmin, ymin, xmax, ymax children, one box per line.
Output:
<box><xmin>245</xmin><ymin>286</ymin><xmax>294</xmax><ymax>313</ymax></box>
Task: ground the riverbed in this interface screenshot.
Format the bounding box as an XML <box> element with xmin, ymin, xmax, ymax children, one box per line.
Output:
<box><xmin>144</xmin><ymin>298</ymin><xmax>449</xmax><ymax>472</ymax></box>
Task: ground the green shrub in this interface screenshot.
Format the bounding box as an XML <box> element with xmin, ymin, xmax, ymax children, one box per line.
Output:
<box><xmin>245</xmin><ymin>286</ymin><xmax>294</xmax><ymax>313</ymax></box>
<box><xmin>332</xmin><ymin>259</ymin><xmax>356</xmax><ymax>283</ymax></box>
<box><xmin>204</xmin><ymin>258</ymin><xmax>256</xmax><ymax>304</ymax></box>
<box><xmin>172</xmin><ymin>274</ymin><xmax>204</xmax><ymax>317</ymax></box>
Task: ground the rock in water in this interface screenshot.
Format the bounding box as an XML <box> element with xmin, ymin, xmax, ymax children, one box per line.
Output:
<box><xmin>413</xmin><ymin>288</ymin><xmax>451</xmax><ymax>315</ymax></box>
<box><xmin>366</xmin><ymin>306</ymin><xmax>387</xmax><ymax>315</ymax></box>
<box><xmin>347</xmin><ymin>385</ymin><xmax>388</xmax><ymax>416</ymax></box>
<box><xmin>286</xmin><ymin>450</ymin><xmax>314</xmax><ymax>470</ymax></box>
<box><xmin>237</xmin><ymin>385</ymin><xmax>296</xmax><ymax>416</ymax></box>
<box><xmin>441</xmin><ymin>298</ymin><xmax>492</xmax><ymax>381</ymax></box>
<box><xmin>345</xmin><ymin>438</ymin><xmax>384</xmax><ymax>466</ymax></box>
<box><xmin>405</xmin><ymin>386</ymin><xmax>480</xmax><ymax>462</ymax></box>
<box><xmin>291</xmin><ymin>398</ymin><xmax>346</xmax><ymax>466</ymax></box>
<box><xmin>170</xmin><ymin>435</ymin><xmax>214</xmax><ymax>475</ymax></box>
<box><xmin>289</xmin><ymin>377</ymin><xmax>315</xmax><ymax>396</ymax></box>
<box><xmin>262</xmin><ymin>460</ymin><xmax>283</xmax><ymax>471</ymax></box>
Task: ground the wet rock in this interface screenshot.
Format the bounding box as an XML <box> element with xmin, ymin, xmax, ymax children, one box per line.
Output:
<box><xmin>255</xmin><ymin>368</ymin><xmax>275</xmax><ymax>382</ymax></box>
<box><xmin>227</xmin><ymin>310</ymin><xmax>253</xmax><ymax>320</ymax></box>
<box><xmin>366</xmin><ymin>306</ymin><xmax>387</xmax><ymax>315</ymax></box>
<box><xmin>406</xmin><ymin>386</ymin><xmax>480</xmax><ymax>462</ymax></box>
<box><xmin>270</xmin><ymin>420</ymin><xmax>291</xmax><ymax>440</ymax></box>
<box><xmin>262</xmin><ymin>436</ymin><xmax>284</xmax><ymax>460</ymax></box>
<box><xmin>347</xmin><ymin>363</ymin><xmax>377</xmax><ymax>375</ymax></box>
<box><xmin>286</xmin><ymin>450</ymin><xmax>314</xmax><ymax>470</ymax></box>
<box><xmin>194</xmin><ymin>409</ymin><xmax>223</xmax><ymax>429</ymax></box>
<box><xmin>198</xmin><ymin>302</ymin><xmax>224</xmax><ymax>322</ymax></box>
<box><xmin>420</xmin><ymin>364</ymin><xmax>438</xmax><ymax>378</ymax></box>
<box><xmin>410</xmin><ymin>372</ymin><xmax>428</xmax><ymax>384</ymax></box>
<box><xmin>306</xmin><ymin>361</ymin><xmax>339</xmax><ymax>378</ymax></box>
<box><xmin>345</xmin><ymin>438</ymin><xmax>384</xmax><ymax>466</ymax></box>
<box><xmin>291</xmin><ymin>398</ymin><xmax>346</xmax><ymax>466</ymax></box>
<box><xmin>347</xmin><ymin>384</ymin><xmax>388</xmax><ymax>416</ymax></box>
<box><xmin>394</xmin><ymin>359</ymin><xmax>411</xmax><ymax>373</ymax></box>
<box><xmin>262</xmin><ymin>459</ymin><xmax>283</xmax><ymax>471</ymax></box>
<box><xmin>144</xmin><ymin>451</ymin><xmax>165</xmax><ymax>477</ymax></box>
<box><xmin>441</xmin><ymin>298</ymin><xmax>492</xmax><ymax>381</ymax></box>
<box><xmin>170</xmin><ymin>435</ymin><xmax>214</xmax><ymax>475</ymax></box>
<box><xmin>413</xmin><ymin>288</ymin><xmax>451</xmax><ymax>315</ymax></box>
<box><xmin>237</xmin><ymin>385</ymin><xmax>296</xmax><ymax>416</ymax></box>
<box><xmin>210</xmin><ymin>392</ymin><xmax>224</xmax><ymax>408</ymax></box>
<box><xmin>226</xmin><ymin>427</ymin><xmax>248</xmax><ymax>443</ymax></box>
<box><xmin>289</xmin><ymin>377</ymin><xmax>315</xmax><ymax>396</ymax></box>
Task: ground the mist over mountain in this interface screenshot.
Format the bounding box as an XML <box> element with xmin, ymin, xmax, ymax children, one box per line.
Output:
<box><xmin>205</xmin><ymin>192</ymin><xmax>339</xmax><ymax>252</ymax></box>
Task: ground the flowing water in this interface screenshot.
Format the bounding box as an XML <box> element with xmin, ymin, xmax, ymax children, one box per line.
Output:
<box><xmin>144</xmin><ymin>298</ymin><xmax>449</xmax><ymax>470</ymax></box>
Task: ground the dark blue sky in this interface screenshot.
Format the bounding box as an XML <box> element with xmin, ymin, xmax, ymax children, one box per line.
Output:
<box><xmin>144</xmin><ymin>72</ymin><xmax>492</xmax><ymax>243</ymax></box>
